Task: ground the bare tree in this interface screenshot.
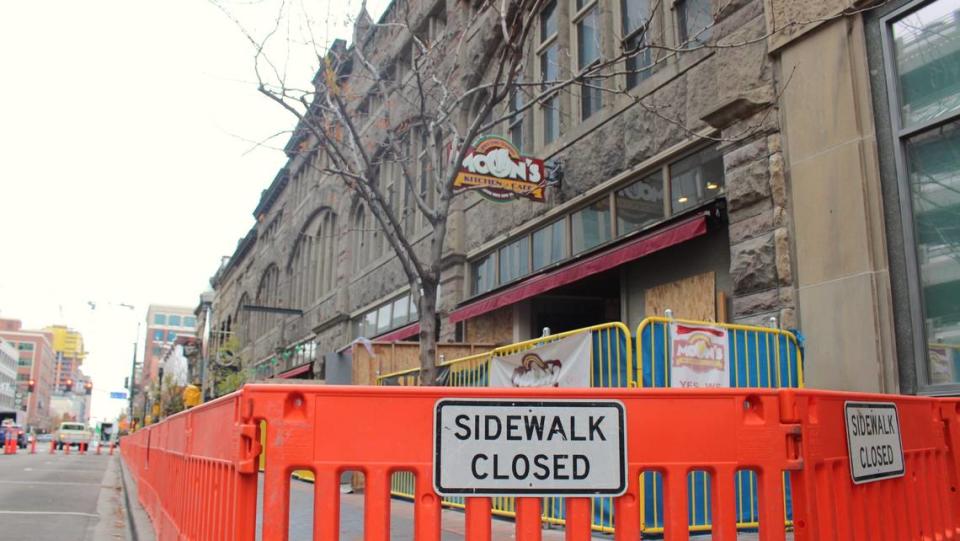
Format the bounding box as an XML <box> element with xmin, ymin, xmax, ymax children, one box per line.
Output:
<box><xmin>213</xmin><ymin>0</ymin><xmax>879</xmax><ymax>384</ymax></box>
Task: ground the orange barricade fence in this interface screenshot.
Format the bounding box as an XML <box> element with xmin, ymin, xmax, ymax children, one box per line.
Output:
<box><xmin>121</xmin><ymin>384</ymin><xmax>960</xmax><ymax>541</ymax></box>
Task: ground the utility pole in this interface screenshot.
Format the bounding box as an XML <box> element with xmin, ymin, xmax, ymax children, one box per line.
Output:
<box><xmin>127</xmin><ymin>321</ymin><xmax>140</xmax><ymax>426</ymax></box>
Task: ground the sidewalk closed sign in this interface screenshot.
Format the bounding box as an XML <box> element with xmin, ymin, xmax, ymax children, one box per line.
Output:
<box><xmin>434</xmin><ymin>399</ymin><xmax>626</xmax><ymax>496</ymax></box>
<box><xmin>844</xmin><ymin>401</ymin><xmax>905</xmax><ymax>484</ymax></box>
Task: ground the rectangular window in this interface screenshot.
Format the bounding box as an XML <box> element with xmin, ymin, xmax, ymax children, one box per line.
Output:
<box><xmin>669</xmin><ymin>145</ymin><xmax>724</xmax><ymax>213</ymax></box>
<box><xmin>532</xmin><ymin>219</ymin><xmax>567</xmax><ymax>271</ymax></box>
<box><xmin>571</xmin><ymin>198</ymin><xmax>612</xmax><ymax>254</ymax></box>
<box><xmin>167</xmin><ymin>330</ymin><xmax>177</xmax><ymax>342</ymax></box>
<box><xmin>472</xmin><ymin>253</ymin><xmax>497</xmax><ymax>294</ymax></box>
<box><xmin>363</xmin><ymin>311</ymin><xmax>378</xmax><ymax>338</ymax></box>
<box><xmin>678</xmin><ymin>0</ymin><xmax>713</xmax><ymax>48</ymax></box>
<box><xmin>376</xmin><ymin>304</ymin><xmax>393</xmax><ymax>335</ymax></box>
<box><xmin>392</xmin><ymin>296</ymin><xmax>410</xmax><ymax>328</ymax></box>
<box><xmin>154</xmin><ymin>314</ymin><xmax>166</xmax><ymax>325</ymax></box>
<box><xmin>17</xmin><ymin>343</ymin><xmax>33</xmax><ymax>351</ymax></box>
<box><xmin>575</xmin><ymin>1</ymin><xmax>603</xmax><ymax>119</ymax></box>
<box><xmin>152</xmin><ymin>346</ymin><xmax>162</xmax><ymax>356</ymax></box>
<box><xmin>509</xmin><ymin>81</ymin><xmax>525</xmax><ymax>152</ymax></box>
<box><xmin>616</xmin><ymin>170</ymin><xmax>664</xmax><ymax>235</ymax></box>
<box><xmin>499</xmin><ymin>237</ymin><xmax>530</xmax><ymax>284</ymax></box>
<box><xmin>168</xmin><ymin>315</ymin><xmax>182</xmax><ymax>327</ymax></box>
<box><xmin>622</xmin><ymin>0</ymin><xmax>653</xmax><ymax>88</ymax></box>
<box><xmin>153</xmin><ymin>330</ymin><xmax>163</xmax><ymax>342</ymax></box>
<box><xmin>184</xmin><ymin>316</ymin><xmax>197</xmax><ymax>327</ymax></box>
<box><xmin>539</xmin><ymin>0</ymin><xmax>561</xmax><ymax>146</ymax></box>
<box><xmin>540</xmin><ymin>0</ymin><xmax>557</xmax><ymax>41</ymax></box>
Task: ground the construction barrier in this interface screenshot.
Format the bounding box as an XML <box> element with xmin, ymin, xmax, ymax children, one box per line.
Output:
<box><xmin>121</xmin><ymin>384</ymin><xmax>960</xmax><ymax>540</ymax></box>
<box><xmin>637</xmin><ymin>317</ymin><xmax>804</xmax><ymax>534</ymax></box>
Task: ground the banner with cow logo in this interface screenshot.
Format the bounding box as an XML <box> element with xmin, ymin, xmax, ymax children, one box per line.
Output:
<box><xmin>489</xmin><ymin>332</ymin><xmax>591</xmax><ymax>388</ymax></box>
<box><xmin>669</xmin><ymin>323</ymin><xmax>731</xmax><ymax>388</ymax></box>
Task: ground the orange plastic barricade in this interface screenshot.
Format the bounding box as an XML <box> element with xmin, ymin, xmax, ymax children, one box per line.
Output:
<box><xmin>120</xmin><ymin>384</ymin><xmax>960</xmax><ymax>540</ymax></box>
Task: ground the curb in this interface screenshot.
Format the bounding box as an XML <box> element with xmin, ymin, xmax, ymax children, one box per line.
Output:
<box><xmin>118</xmin><ymin>455</ymin><xmax>156</xmax><ymax>541</ymax></box>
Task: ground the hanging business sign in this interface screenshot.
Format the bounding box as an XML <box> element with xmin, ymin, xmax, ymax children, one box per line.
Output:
<box><xmin>489</xmin><ymin>332</ymin><xmax>591</xmax><ymax>388</ymax></box>
<box><xmin>669</xmin><ymin>323</ymin><xmax>731</xmax><ymax>388</ymax></box>
<box><xmin>453</xmin><ymin>135</ymin><xmax>546</xmax><ymax>202</ymax></box>
<box><xmin>433</xmin><ymin>399</ymin><xmax>627</xmax><ymax>496</ymax></box>
<box><xmin>844</xmin><ymin>401</ymin><xmax>904</xmax><ymax>484</ymax></box>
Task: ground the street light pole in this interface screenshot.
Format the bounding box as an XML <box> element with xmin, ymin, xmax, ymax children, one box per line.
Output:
<box><xmin>127</xmin><ymin>321</ymin><xmax>140</xmax><ymax>428</ymax></box>
<box><xmin>157</xmin><ymin>360</ymin><xmax>165</xmax><ymax>421</ymax></box>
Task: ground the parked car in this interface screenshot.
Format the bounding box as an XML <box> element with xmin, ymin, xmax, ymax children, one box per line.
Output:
<box><xmin>36</xmin><ymin>433</ymin><xmax>53</xmax><ymax>443</ymax></box>
<box><xmin>0</xmin><ymin>422</ymin><xmax>27</xmax><ymax>448</ymax></box>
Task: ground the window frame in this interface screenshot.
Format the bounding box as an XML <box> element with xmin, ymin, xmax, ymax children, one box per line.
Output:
<box><xmin>879</xmin><ymin>0</ymin><xmax>960</xmax><ymax>395</ymax></box>
<box><xmin>536</xmin><ymin>0</ymin><xmax>562</xmax><ymax>148</ymax></box>
<box><xmin>620</xmin><ymin>0</ymin><xmax>656</xmax><ymax>88</ymax></box>
<box><xmin>571</xmin><ymin>0</ymin><xmax>604</xmax><ymax>121</ymax></box>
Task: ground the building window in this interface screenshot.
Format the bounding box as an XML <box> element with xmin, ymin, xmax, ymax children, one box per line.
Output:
<box><xmin>622</xmin><ymin>0</ymin><xmax>653</xmax><ymax>88</ymax></box>
<box><xmin>677</xmin><ymin>0</ymin><xmax>713</xmax><ymax>48</ymax></box>
<box><xmin>538</xmin><ymin>0</ymin><xmax>561</xmax><ymax>146</ymax></box>
<box><xmin>184</xmin><ymin>316</ymin><xmax>197</xmax><ymax>328</ymax></box>
<box><xmin>616</xmin><ymin>170</ymin><xmax>664</xmax><ymax>235</ymax></box>
<box><xmin>17</xmin><ymin>343</ymin><xmax>33</xmax><ymax>351</ymax></box>
<box><xmin>572</xmin><ymin>198</ymin><xmax>612</xmax><ymax>254</ymax></box>
<box><xmin>351</xmin><ymin>292</ymin><xmax>420</xmax><ymax>339</ymax></box>
<box><xmin>669</xmin><ymin>145</ymin><xmax>724</xmax><ymax>213</ymax></box>
<box><xmin>880</xmin><ymin>0</ymin><xmax>960</xmax><ymax>389</ymax></box>
<box><xmin>153</xmin><ymin>330</ymin><xmax>163</xmax><ymax>342</ymax></box>
<box><xmin>352</xmin><ymin>204</ymin><xmax>370</xmax><ymax>272</ymax></box>
<box><xmin>154</xmin><ymin>314</ymin><xmax>166</xmax><ymax>325</ymax></box>
<box><xmin>152</xmin><ymin>346</ymin><xmax>162</xmax><ymax>356</ymax></box>
<box><xmin>472</xmin><ymin>253</ymin><xmax>497</xmax><ymax>294</ymax></box>
<box><xmin>574</xmin><ymin>0</ymin><xmax>603</xmax><ymax>119</ymax></box>
<box><xmin>168</xmin><ymin>315</ymin><xmax>182</xmax><ymax>327</ymax></box>
<box><xmin>499</xmin><ymin>236</ymin><xmax>530</xmax><ymax>284</ymax></box>
<box><xmin>532</xmin><ymin>219</ymin><xmax>567</xmax><ymax>271</ymax></box>
<box><xmin>167</xmin><ymin>330</ymin><xmax>177</xmax><ymax>342</ymax></box>
<box><xmin>509</xmin><ymin>80</ymin><xmax>526</xmax><ymax>152</ymax></box>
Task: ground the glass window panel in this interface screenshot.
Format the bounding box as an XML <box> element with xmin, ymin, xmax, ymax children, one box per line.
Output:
<box><xmin>678</xmin><ymin>0</ymin><xmax>713</xmax><ymax>48</ymax></box>
<box><xmin>571</xmin><ymin>199</ymin><xmax>612</xmax><ymax>254</ymax></box>
<box><xmin>540</xmin><ymin>0</ymin><xmax>557</xmax><ymax>42</ymax></box>
<box><xmin>540</xmin><ymin>44</ymin><xmax>559</xmax><ymax>85</ymax></box>
<box><xmin>533</xmin><ymin>220</ymin><xmax>567</xmax><ymax>271</ymax></box>
<box><xmin>376</xmin><ymin>304</ymin><xmax>392</xmax><ymax>334</ymax></box>
<box><xmin>577</xmin><ymin>8</ymin><xmax>600</xmax><ymax>70</ymax></box>
<box><xmin>154</xmin><ymin>314</ymin><xmax>166</xmax><ymax>325</ymax></box>
<box><xmin>892</xmin><ymin>1</ymin><xmax>960</xmax><ymax>128</ymax></box>
<box><xmin>543</xmin><ymin>95</ymin><xmax>560</xmax><ymax>145</ymax></box>
<box><xmin>184</xmin><ymin>316</ymin><xmax>196</xmax><ymax>327</ymax></box>
<box><xmin>616</xmin><ymin>171</ymin><xmax>664</xmax><ymax>235</ymax></box>
<box><xmin>499</xmin><ymin>237</ymin><xmax>530</xmax><ymax>284</ymax></box>
<box><xmin>363</xmin><ymin>311</ymin><xmax>377</xmax><ymax>338</ymax></box>
<box><xmin>624</xmin><ymin>32</ymin><xmax>652</xmax><ymax>88</ymax></box>
<box><xmin>409</xmin><ymin>294</ymin><xmax>419</xmax><ymax>319</ymax></box>
<box><xmin>169</xmin><ymin>315</ymin><xmax>182</xmax><ymax>327</ymax></box>
<box><xmin>153</xmin><ymin>330</ymin><xmax>163</xmax><ymax>342</ymax></box>
<box><xmin>392</xmin><ymin>296</ymin><xmax>409</xmax><ymax>328</ymax></box>
<box><xmin>472</xmin><ymin>254</ymin><xmax>496</xmax><ymax>294</ymax></box>
<box><xmin>167</xmin><ymin>331</ymin><xmax>177</xmax><ymax>342</ymax></box>
<box><xmin>905</xmin><ymin>120</ymin><xmax>960</xmax><ymax>384</ymax></box>
<box><xmin>622</xmin><ymin>0</ymin><xmax>650</xmax><ymax>33</ymax></box>
<box><xmin>669</xmin><ymin>146</ymin><xmax>724</xmax><ymax>213</ymax></box>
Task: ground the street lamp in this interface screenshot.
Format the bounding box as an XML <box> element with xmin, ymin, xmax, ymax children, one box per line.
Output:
<box><xmin>157</xmin><ymin>359</ymin><xmax>165</xmax><ymax>420</ymax></box>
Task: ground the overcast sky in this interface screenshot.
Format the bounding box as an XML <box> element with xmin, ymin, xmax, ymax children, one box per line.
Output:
<box><xmin>0</xmin><ymin>0</ymin><xmax>389</xmax><ymax>423</ymax></box>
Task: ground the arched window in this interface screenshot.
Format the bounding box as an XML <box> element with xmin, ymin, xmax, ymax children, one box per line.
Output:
<box><xmin>352</xmin><ymin>204</ymin><xmax>369</xmax><ymax>272</ymax></box>
<box><xmin>289</xmin><ymin>209</ymin><xmax>337</xmax><ymax>308</ymax></box>
<box><xmin>235</xmin><ymin>293</ymin><xmax>250</xmax><ymax>346</ymax></box>
<box><xmin>253</xmin><ymin>265</ymin><xmax>281</xmax><ymax>339</ymax></box>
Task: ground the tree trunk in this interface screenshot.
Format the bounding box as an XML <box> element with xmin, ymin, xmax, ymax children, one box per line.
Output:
<box><xmin>418</xmin><ymin>280</ymin><xmax>439</xmax><ymax>385</ymax></box>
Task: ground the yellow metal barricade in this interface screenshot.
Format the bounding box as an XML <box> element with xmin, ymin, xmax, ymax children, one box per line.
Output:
<box><xmin>635</xmin><ymin>316</ymin><xmax>804</xmax><ymax>535</ymax></box>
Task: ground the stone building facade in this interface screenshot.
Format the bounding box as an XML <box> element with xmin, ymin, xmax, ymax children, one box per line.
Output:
<box><xmin>205</xmin><ymin>0</ymin><xmax>960</xmax><ymax>397</ymax></box>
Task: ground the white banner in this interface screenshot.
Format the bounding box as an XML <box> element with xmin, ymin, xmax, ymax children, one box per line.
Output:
<box><xmin>490</xmin><ymin>332</ymin><xmax>592</xmax><ymax>388</ymax></box>
<box><xmin>669</xmin><ymin>323</ymin><xmax>730</xmax><ymax>388</ymax></box>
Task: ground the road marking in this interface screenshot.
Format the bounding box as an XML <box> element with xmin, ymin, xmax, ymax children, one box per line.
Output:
<box><xmin>0</xmin><ymin>480</ymin><xmax>101</xmax><ymax>486</ymax></box>
<box><xmin>0</xmin><ymin>510</ymin><xmax>99</xmax><ymax>518</ymax></box>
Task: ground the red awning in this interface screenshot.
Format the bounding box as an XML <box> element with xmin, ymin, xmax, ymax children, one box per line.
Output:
<box><xmin>277</xmin><ymin>363</ymin><xmax>311</xmax><ymax>379</ymax></box>
<box><xmin>376</xmin><ymin>322</ymin><xmax>420</xmax><ymax>342</ymax></box>
<box><xmin>449</xmin><ymin>213</ymin><xmax>709</xmax><ymax>324</ymax></box>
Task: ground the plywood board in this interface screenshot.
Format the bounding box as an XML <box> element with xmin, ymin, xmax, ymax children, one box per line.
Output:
<box><xmin>350</xmin><ymin>342</ymin><xmax>496</xmax><ymax>385</ymax></box>
<box><xmin>644</xmin><ymin>272</ymin><xmax>717</xmax><ymax>321</ymax></box>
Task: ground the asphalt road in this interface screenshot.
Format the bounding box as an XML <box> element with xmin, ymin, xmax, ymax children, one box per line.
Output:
<box><xmin>0</xmin><ymin>447</ymin><xmax>122</xmax><ymax>541</ymax></box>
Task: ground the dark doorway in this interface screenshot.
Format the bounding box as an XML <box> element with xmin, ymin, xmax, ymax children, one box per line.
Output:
<box><xmin>530</xmin><ymin>267</ymin><xmax>620</xmax><ymax>335</ymax></box>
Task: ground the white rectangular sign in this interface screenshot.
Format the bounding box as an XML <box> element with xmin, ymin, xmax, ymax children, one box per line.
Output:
<box><xmin>670</xmin><ymin>323</ymin><xmax>731</xmax><ymax>388</ymax></box>
<box><xmin>489</xmin><ymin>332</ymin><xmax>592</xmax><ymax>388</ymax></box>
<box><xmin>844</xmin><ymin>401</ymin><xmax>905</xmax><ymax>484</ymax></box>
<box><xmin>434</xmin><ymin>399</ymin><xmax>626</xmax><ymax>496</ymax></box>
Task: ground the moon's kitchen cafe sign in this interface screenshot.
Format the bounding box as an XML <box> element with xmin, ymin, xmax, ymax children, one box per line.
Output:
<box><xmin>453</xmin><ymin>135</ymin><xmax>547</xmax><ymax>202</ymax></box>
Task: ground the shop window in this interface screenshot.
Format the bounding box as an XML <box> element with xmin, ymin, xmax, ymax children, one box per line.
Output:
<box><xmin>677</xmin><ymin>0</ymin><xmax>713</xmax><ymax>48</ymax></box>
<box><xmin>575</xmin><ymin>0</ymin><xmax>603</xmax><ymax>119</ymax></box>
<box><xmin>669</xmin><ymin>145</ymin><xmax>724</xmax><ymax>213</ymax></box>
<box><xmin>154</xmin><ymin>314</ymin><xmax>166</xmax><ymax>325</ymax></box>
<box><xmin>472</xmin><ymin>253</ymin><xmax>497</xmax><ymax>294</ymax></box>
<box><xmin>376</xmin><ymin>304</ymin><xmax>393</xmax><ymax>335</ymax></box>
<box><xmin>532</xmin><ymin>219</ymin><xmax>567</xmax><ymax>271</ymax></box>
<box><xmin>622</xmin><ymin>0</ymin><xmax>653</xmax><ymax>88</ymax></box>
<box><xmin>169</xmin><ymin>315</ymin><xmax>182</xmax><ymax>327</ymax></box>
<box><xmin>572</xmin><ymin>198</ymin><xmax>612</xmax><ymax>254</ymax></box>
<box><xmin>616</xmin><ymin>170</ymin><xmax>664</xmax><ymax>235</ymax></box>
<box><xmin>499</xmin><ymin>237</ymin><xmax>530</xmax><ymax>284</ymax></box>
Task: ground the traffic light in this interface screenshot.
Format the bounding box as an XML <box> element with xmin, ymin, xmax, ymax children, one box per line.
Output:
<box><xmin>27</xmin><ymin>379</ymin><xmax>35</xmax><ymax>393</ymax></box>
<box><xmin>84</xmin><ymin>381</ymin><xmax>92</xmax><ymax>395</ymax></box>
<box><xmin>64</xmin><ymin>378</ymin><xmax>74</xmax><ymax>392</ymax></box>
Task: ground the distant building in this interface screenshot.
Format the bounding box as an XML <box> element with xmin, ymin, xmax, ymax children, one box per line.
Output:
<box><xmin>142</xmin><ymin>305</ymin><xmax>197</xmax><ymax>388</ymax></box>
<box><xmin>0</xmin><ymin>319</ymin><xmax>56</xmax><ymax>430</ymax></box>
<box><xmin>43</xmin><ymin>325</ymin><xmax>86</xmax><ymax>393</ymax></box>
<box><xmin>0</xmin><ymin>338</ymin><xmax>18</xmax><ymax>422</ymax></box>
